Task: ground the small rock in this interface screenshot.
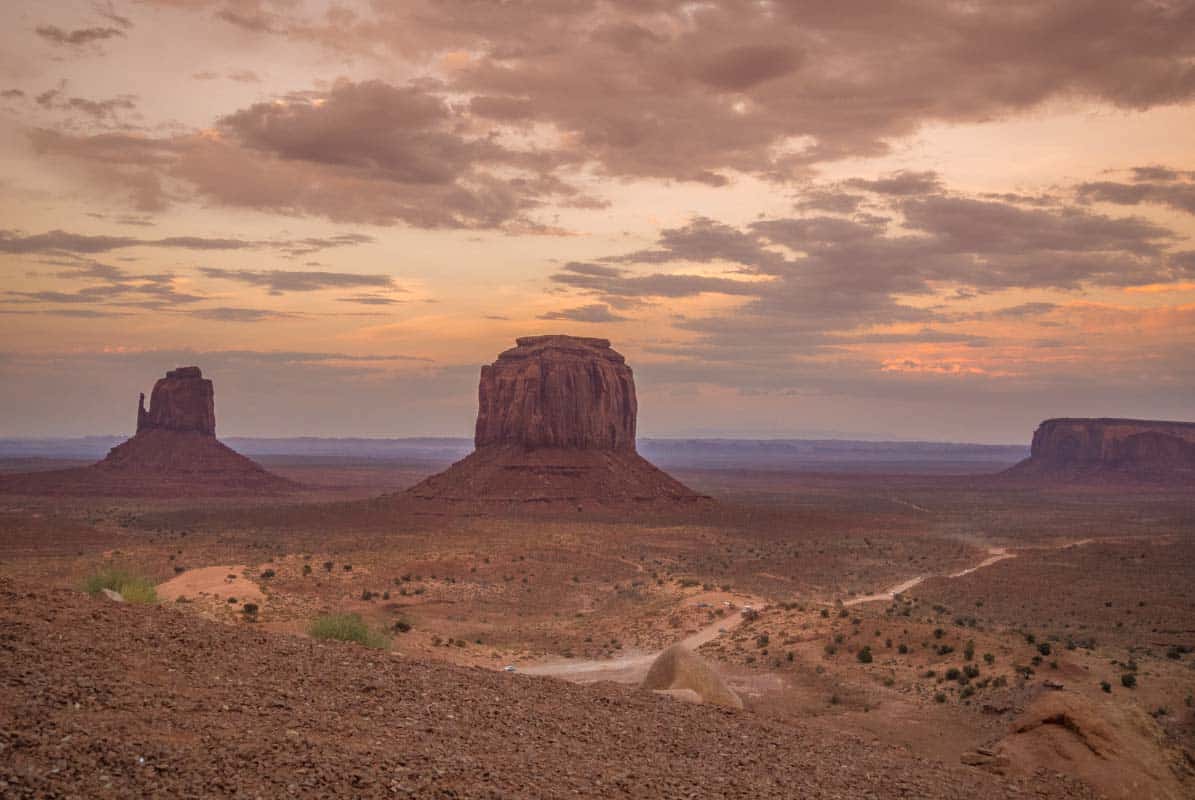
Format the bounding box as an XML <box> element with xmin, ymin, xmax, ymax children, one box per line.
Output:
<box><xmin>100</xmin><ymin>588</ymin><xmax>124</xmax><ymax>603</ymax></box>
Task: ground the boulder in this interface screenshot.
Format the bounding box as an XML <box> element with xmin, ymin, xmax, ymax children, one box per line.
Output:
<box><xmin>641</xmin><ymin>644</ymin><xmax>742</xmax><ymax>709</ymax></box>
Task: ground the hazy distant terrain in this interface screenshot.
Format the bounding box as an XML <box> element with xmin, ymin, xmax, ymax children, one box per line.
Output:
<box><xmin>0</xmin><ymin>436</ymin><xmax>1027</xmax><ymax>474</ymax></box>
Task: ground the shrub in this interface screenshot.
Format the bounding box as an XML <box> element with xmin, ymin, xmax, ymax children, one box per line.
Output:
<box><xmin>309</xmin><ymin>613</ymin><xmax>389</xmax><ymax>649</ymax></box>
<box><xmin>933</xmin><ymin>628</ymin><xmax>945</xmax><ymax>639</ymax></box>
<box><xmin>960</xmin><ymin>685</ymin><xmax>975</xmax><ymax>700</ymax></box>
<box><xmin>1037</xmin><ymin>642</ymin><xmax>1051</xmax><ymax>656</ymax></box>
<box><xmin>323</xmin><ymin>561</ymin><xmax>334</xmax><ymax>572</ymax></box>
<box><xmin>824</xmin><ymin>643</ymin><xmax>838</xmax><ymax>656</ymax></box>
<box><xmin>302</xmin><ymin>564</ymin><xmax>313</xmax><ymax>576</ymax></box>
<box><xmin>820</xmin><ymin>608</ymin><xmax>830</xmax><ymax>618</ymax></box>
<box><xmin>83</xmin><ymin>567</ymin><xmax>158</xmax><ymax>604</ymax></box>
<box><xmin>945</xmin><ymin>667</ymin><xmax>961</xmax><ymax>681</ymax></box>
<box><xmin>898</xmin><ymin>643</ymin><xmax>909</xmax><ymax>654</ymax></box>
<box><xmin>242</xmin><ymin>603</ymin><xmax>259</xmax><ymax>617</ymax></box>
<box><xmin>964</xmin><ymin>640</ymin><xmax>975</xmax><ymax>661</ymax></box>
<box><xmin>260</xmin><ymin>569</ymin><xmax>276</xmax><ymax>579</ymax></box>
<box><xmin>857</xmin><ymin>646</ymin><xmax>873</xmax><ymax>663</ymax></box>
<box><xmin>934</xmin><ymin>692</ymin><xmax>947</xmax><ymax>703</ymax></box>
<box><xmin>1100</xmin><ymin>681</ymin><xmax>1112</xmax><ymax>693</ymax></box>
<box><xmin>983</xmin><ymin>653</ymin><xmax>995</xmax><ymax>665</ymax></box>
<box><xmin>1121</xmin><ymin>673</ymin><xmax>1137</xmax><ymax>689</ymax></box>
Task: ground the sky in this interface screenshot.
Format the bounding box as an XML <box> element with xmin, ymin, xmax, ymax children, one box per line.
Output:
<box><xmin>1</xmin><ymin>0</ymin><xmax>1194</xmax><ymax>443</ymax></box>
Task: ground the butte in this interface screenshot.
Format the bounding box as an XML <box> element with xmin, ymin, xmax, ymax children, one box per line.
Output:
<box><xmin>0</xmin><ymin>366</ymin><xmax>294</xmax><ymax>496</ymax></box>
<box><xmin>404</xmin><ymin>335</ymin><xmax>708</xmax><ymax>509</ymax></box>
<box><xmin>1004</xmin><ymin>417</ymin><xmax>1195</xmax><ymax>484</ymax></box>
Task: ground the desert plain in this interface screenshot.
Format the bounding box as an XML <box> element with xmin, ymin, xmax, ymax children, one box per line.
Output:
<box><xmin>2</xmin><ymin>443</ymin><xmax>1193</xmax><ymax>798</ymax></box>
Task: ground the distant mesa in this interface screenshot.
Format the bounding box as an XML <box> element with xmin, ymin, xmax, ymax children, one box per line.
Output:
<box><xmin>0</xmin><ymin>366</ymin><xmax>294</xmax><ymax>497</ymax></box>
<box><xmin>1005</xmin><ymin>418</ymin><xmax>1195</xmax><ymax>484</ymax></box>
<box><xmin>405</xmin><ymin>335</ymin><xmax>708</xmax><ymax>509</ymax></box>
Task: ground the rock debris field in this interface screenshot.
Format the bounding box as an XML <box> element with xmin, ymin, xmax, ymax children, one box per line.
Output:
<box><xmin>0</xmin><ymin>579</ymin><xmax>1097</xmax><ymax>799</ymax></box>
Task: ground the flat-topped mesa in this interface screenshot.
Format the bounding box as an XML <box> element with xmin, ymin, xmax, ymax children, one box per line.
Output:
<box><xmin>1008</xmin><ymin>417</ymin><xmax>1195</xmax><ymax>482</ymax></box>
<box><xmin>475</xmin><ymin>335</ymin><xmax>637</xmax><ymax>451</ymax></box>
<box><xmin>136</xmin><ymin>366</ymin><xmax>216</xmax><ymax>436</ymax></box>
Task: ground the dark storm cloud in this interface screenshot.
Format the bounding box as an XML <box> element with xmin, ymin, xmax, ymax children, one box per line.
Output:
<box><xmin>34</xmin><ymin>25</ymin><xmax>126</xmax><ymax>46</ymax></box>
<box><xmin>198</xmin><ymin>267</ymin><xmax>399</xmax><ymax>295</ymax></box>
<box><xmin>538</xmin><ymin>303</ymin><xmax>628</xmax><ymax>323</ymax></box>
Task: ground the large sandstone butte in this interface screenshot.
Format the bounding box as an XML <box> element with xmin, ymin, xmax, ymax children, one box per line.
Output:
<box><xmin>405</xmin><ymin>335</ymin><xmax>707</xmax><ymax>508</ymax></box>
<box><xmin>1006</xmin><ymin>418</ymin><xmax>1195</xmax><ymax>483</ymax></box>
<box><xmin>0</xmin><ymin>366</ymin><xmax>294</xmax><ymax>496</ymax></box>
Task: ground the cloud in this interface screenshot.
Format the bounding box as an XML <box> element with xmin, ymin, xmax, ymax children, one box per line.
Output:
<box><xmin>0</xmin><ymin>229</ymin><xmax>253</xmax><ymax>254</ymax></box>
<box><xmin>1077</xmin><ymin>169</ymin><xmax>1195</xmax><ymax>215</ymax></box>
<box><xmin>230</xmin><ymin>0</ymin><xmax>1195</xmax><ymax>183</ymax></box>
<box><xmin>338</xmin><ymin>294</ymin><xmax>404</xmax><ymax>306</ymax></box>
<box><xmin>0</xmin><ymin>228</ymin><xmax>373</xmax><ymax>256</ymax></box>
<box><xmin>198</xmin><ymin>267</ymin><xmax>398</xmax><ymax>295</ymax></box>
<box><xmin>547</xmin><ymin>174</ymin><xmax>1193</xmax><ymax>372</ymax></box>
<box><xmin>4</xmin><ymin>261</ymin><xmax>205</xmax><ymax>308</ymax></box>
<box><xmin>35</xmin><ymin>25</ymin><xmax>126</xmax><ymax>46</ymax></box>
<box><xmin>32</xmin><ymin>79</ymin><xmax>593</xmax><ymax>228</ymax></box>
<box><xmin>846</xmin><ymin>171</ymin><xmax>943</xmax><ymax>196</ymax></box>
<box><xmin>538</xmin><ymin>303</ymin><xmax>628</xmax><ymax>323</ymax></box>
<box><xmin>187</xmin><ymin>306</ymin><xmax>302</xmax><ymax>322</ymax></box>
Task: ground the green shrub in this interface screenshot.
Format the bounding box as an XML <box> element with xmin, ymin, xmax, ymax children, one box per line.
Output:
<box><xmin>1121</xmin><ymin>673</ymin><xmax>1137</xmax><ymax>689</ymax></box>
<box><xmin>83</xmin><ymin>567</ymin><xmax>157</xmax><ymax>604</ymax></box>
<box><xmin>309</xmin><ymin>613</ymin><xmax>390</xmax><ymax>649</ymax></box>
<box><xmin>857</xmin><ymin>646</ymin><xmax>873</xmax><ymax>663</ymax></box>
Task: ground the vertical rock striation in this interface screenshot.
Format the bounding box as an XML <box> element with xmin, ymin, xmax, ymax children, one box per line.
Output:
<box><xmin>1007</xmin><ymin>418</ymin><xmax>1195</xmax><ymax>483</ymax></box>
<box><xmin>136</xmin><ymin>366</ymin><xmax>216</xmax><ymax>436</ymax></box>
<box><xmin>406</xmin><ymin>335</ymin><xmax>707</xmax><ymax>509</ymax></box>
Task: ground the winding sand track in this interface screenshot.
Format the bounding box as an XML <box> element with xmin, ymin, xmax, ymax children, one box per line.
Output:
<box><xmin>527</xmin><ymin>540</ymin><xmax>1091</xmax><ymax>685</ymax></box>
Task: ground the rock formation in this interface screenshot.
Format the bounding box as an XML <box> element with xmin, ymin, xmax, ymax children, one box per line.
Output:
<box><xmin>405</xmin><ymin>335</ymin><xmax>707</xmax><ymax>509</ymax></box>
<box><xmin>136</xmin><ymin>366</ymin><xmax>216</xmax><ymax>436</ymax></box>
<box><xmin>0</xmin><ymin>366</ymin><xmax>294</xmax><ymax>496</ymax></box>
<box><xmin>641</xmin><ymin>645</ymin><xmax>742</xmax><ymax>709</ymax></box>
<box><xmin>1006</xmin><ymin>418</ymin><xmax>1195</xmax><ymax>483</ymax></box>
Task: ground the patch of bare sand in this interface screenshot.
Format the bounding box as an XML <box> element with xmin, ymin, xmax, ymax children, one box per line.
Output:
<box><xmin>157</xmin><ymin>565</ymin><xmax>264</xmax><ymax>605</ymax></box>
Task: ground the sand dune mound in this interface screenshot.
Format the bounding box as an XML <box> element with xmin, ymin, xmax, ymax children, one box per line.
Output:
<box><xmin>994</xmin><ymin>691</ymin><xmax>1190</xmax><ymax>800</ymax></box>
<box><xmin>641</xmin><ymin>644</ymin><xmax>742</xmax><ymax>709</ymax></box>
<box><xmin>0</xmin><ymin>366</ymin><xmax>294</xmax><ymax>497</ymax></box>
<box><xmin>403</xmin><ymin>336</ymin><xmax>708</xmax><ymax>510</ymax></box>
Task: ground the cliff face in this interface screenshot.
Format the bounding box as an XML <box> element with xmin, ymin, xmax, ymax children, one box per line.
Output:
<box><xmin>474</xmin><ymin>336</ymin><xmax>637</xmax><ymax>451</ymax></box>
<box><xmin>407</xmin><ymin>335</ymin><xmax>706</xmax><ymax>509</ymax></box>
<box><xmin>137</xmin><ymin>366</ymin><xmax>216</xmax><ymax>436</ymax></box>
<box><xmin>1011</xmin><ymin>418</ymin><xmax>1195</xmax><ymax>482</ymax></box>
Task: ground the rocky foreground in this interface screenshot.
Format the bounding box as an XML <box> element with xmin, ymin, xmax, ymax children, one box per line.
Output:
<box><xmin>0</xmin><ymin>580</ymin><xmax>1097</xmax><ymax>799</ymax></box>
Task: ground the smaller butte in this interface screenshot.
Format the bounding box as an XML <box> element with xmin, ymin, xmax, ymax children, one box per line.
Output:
<box><xmin>404</xmin><ymin>335</ymin><xmax>709</xmax><ymax>510</ymax></box>
<box><xmin>0</xmin><ymin>366</ymin><xmax>294</xmax><ymax>497</ymax></box>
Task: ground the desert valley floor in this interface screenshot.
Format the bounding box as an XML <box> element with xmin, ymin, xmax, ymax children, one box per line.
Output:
<box><xmin>2</xmin><ymin>456</ymin><xmax>1193</xmax><ymax>798</ymax></box>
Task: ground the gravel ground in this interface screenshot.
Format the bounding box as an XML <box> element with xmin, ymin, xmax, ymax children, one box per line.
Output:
<box><xmin>0</xmin><ymin>579</ymin><xmax>1097</xmax><ymax>799</ymax></box>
